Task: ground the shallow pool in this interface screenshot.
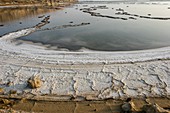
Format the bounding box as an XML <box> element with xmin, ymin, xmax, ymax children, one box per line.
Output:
<box><xmin>1</xmin><ymin>1</ymin><xmax>170</xmax><ymax>51</ymax></box>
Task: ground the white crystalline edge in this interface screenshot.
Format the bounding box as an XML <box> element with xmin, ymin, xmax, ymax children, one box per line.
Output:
<box><xmin>0</xmin><ymin>28</ymin><xmax>170</xmax><ymax>64</ymax></box>
<box><xmin>0</xmin><ymin>27</ymin><xmax>170</xmax><ymax>100</ymax></box>
<box><xmin>0</xmin><ymin>28</ymin><xmax>36</xmax><ymax>41</ymax></box>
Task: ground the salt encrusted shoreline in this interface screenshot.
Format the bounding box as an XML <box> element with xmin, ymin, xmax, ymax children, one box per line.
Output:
<box><xmin>0</xmin><ymin>27</ymin><xmax>170</xmax><ymax>101</ymax></box>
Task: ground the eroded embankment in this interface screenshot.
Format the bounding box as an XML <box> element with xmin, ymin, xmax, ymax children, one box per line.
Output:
<box><xmin>0</xmin><ymin>97</ymin><xmax>169</xmax><ymax>113</ymax></box>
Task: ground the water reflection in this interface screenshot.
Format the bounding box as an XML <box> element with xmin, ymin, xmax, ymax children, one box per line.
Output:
<box><xmin>0</xmin><ymin>7</ymin><xmax>55</xmax><ymax>23</ymax></box>
<box><xmin>1</xmin><ymin>2</ymin><xmax>170</xmax><ymax>51</ymax></box>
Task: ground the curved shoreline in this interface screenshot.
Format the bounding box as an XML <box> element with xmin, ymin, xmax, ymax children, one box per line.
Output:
<box><xmin>0</xmin><ymin>26</ymin><xmax>170</xmax><ymax>101</ymax></box>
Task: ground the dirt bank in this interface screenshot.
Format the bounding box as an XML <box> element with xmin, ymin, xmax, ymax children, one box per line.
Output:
<box><xmin>0</xmin><ymin>97</ymin><xmax>169</xmax><ymax>113</ymax></box>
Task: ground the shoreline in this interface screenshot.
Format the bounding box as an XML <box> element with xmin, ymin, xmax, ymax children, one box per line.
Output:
<box><xmin>0</xmin><ymin>2</ymin><xmax>170</xmax><ymax>112</ymax></box>
<box><xmin>0</xmin><ymin>7</ymin><xmax>170</xmax><ymax>101</ymax></box>
<box><xmin>0</xmin><ymin>31</ymin><xmax>170</xmax><ymax>100</ymax></box>
<box><xmin>0</xmin><ymin>17</ymin><xmax>170</xmax><ymax>99</ymax></box>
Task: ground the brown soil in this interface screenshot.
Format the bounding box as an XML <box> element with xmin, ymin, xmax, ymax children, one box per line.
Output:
<box><xmin>0</xmin><ymin>97</ymin><xmax>169</xmax><ymax>113</ymax></box>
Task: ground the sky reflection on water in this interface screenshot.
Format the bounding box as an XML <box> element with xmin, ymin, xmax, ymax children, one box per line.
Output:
<box><xmin>1</xmin><ymin>2</ymin><xmax>170</xmax><ymax>51</ymax></box>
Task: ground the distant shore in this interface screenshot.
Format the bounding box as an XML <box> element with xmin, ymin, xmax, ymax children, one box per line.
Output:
<box><xmin>0</xmin><ymin>4</ymin><xmax>43</xmax><ymax>8</ymax></box>
<box><xmin>0</xmin><ymin>0</ymin><xmax>77</xmax><ymax>7</ymax></box>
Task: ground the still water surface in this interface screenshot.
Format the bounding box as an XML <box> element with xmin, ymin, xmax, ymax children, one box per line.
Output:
<box><xmin>0</xmin><ymin>2</ymin><xmax>170</xmax><ymax>51</ymax></box>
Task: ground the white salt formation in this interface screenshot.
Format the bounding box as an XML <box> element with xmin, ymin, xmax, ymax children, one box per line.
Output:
<box><xmin>0</xmin><ymin>27</ymin><xmax>170</xmax><ymax>100</ymax></box>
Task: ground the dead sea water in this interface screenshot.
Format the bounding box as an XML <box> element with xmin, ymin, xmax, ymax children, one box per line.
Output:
<box><xmin>0</xmin><ymin>1</ymin><xmax>170</xmax><ymax>51</ymax></box>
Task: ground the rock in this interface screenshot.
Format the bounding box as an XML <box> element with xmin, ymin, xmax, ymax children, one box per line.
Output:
<box><xmin>121</xmin><ymin>18</ymin><xmax>128</xmax><ymax>20</ymax></box>
<box><xmin>38</xmin><ymin>15</ymin><xmax>45</xmax><ymax>18</ymax></box>
<box><xmin>142</xmin><ymin>103</ymin><xmax>169</xmax><ymax>113</ymax></box>
<box><xmin>41</xmin><ymin>16</ymin><xmax>50</xmax><ymax>23</ymax></box>
<box><xmin>2</xmin><ymin>99</ymin><xmax>16</xmax><ymax>106</ymax></box>
<box><xmin>115</xmin><ymin>12</ymin><xmax>122</xmax><ymax>15</ymax></box>
<box><xmin>0</xmin><ymin>24</ymin><xmax>4</xmax><ymax>27</ymax></box>
<box><xmin>129</xmin><ymin>17</ymin><xmax>137</xmax><ymax>20</ymax></box>
<box><xmin>27</xmin><ymin>76</ymin><xmax>42</xmax><ymax>89</ymax></box>
<box><xmin>2</xmin><ymin>99</ymin><xmax>11</xmax><ymax>104</ymax></box>
<box><xmin>116</xmin><ymin>8</ymin><xmax>124</xmax><ymax>11</ymax></box>
<box><xmin>122</xmin><ymin>98</ymin><xmax>132</xmax><ymax>112</ymax></box>
<box><xmin>9</xmin><ymin>90</ymin><xmax>17</xmax><ymax>94</ymax></box>
<box><xmin>121</xmin><ymin>98</ymin><xmax>140</xmax><ymax>113</ymax></box>
<box><xmin>71</xmin><ymin>96</ymin><xmax>86</xmax><ymax>101</ymax></box>
<box><xmin>6</xmin><ymin>81</ymin><xmax>13</xmax><ymax>86</ymax></box>
<box><xmin>121</xmin><ymin>102</ymin><xmax>132</xmax><ymax>113</ymax></box>
<box><xmin>0</xmin><ymin>88</ymin><xmax>4</xmax><ymax>94</ymax></box>
<box><xmin>36</xmin><ymin>22</ymin><xmax>46</xmax><ymax>28</ymax></box>
<box><xmin>20</xmin><ymin>98</ymin><xmax>27</xmax><ymax>103</ymax></box>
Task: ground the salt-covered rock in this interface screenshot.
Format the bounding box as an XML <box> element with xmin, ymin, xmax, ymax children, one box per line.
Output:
<box><xmin>27</xmin><ymin>76</ymin><xmax>42</xmax><ymax>89</ymax></box>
